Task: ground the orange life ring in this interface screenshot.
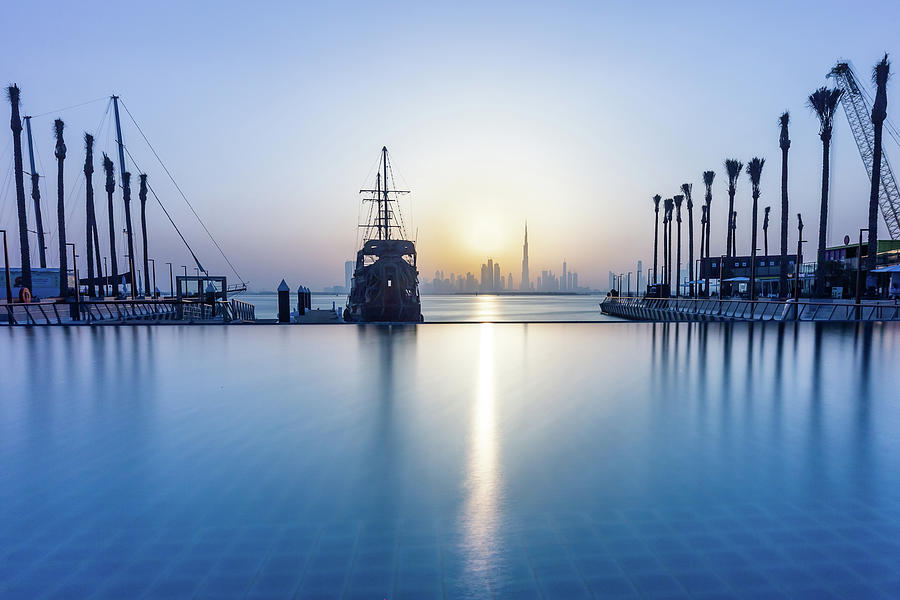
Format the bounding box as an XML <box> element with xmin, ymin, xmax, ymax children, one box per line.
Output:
<box><xmin>18</xmin><ymin>287</ymin><xmax>31</xmax><ymax>303</ymax></box>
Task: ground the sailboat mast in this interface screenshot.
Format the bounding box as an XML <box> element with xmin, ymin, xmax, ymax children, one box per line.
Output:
<box><xmin>23</xmin><ymin>116</ymin><xmax>47</xmax><ymax>268</ymax></box>
<box><xmin>382</xmin><ymin>146</ymin><xmax>390</xmax><ymax>240</ymax></box>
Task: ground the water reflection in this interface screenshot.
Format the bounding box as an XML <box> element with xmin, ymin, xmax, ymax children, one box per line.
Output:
<box><xmin>462</xmin><ymin>323</ymin><xmax>502</xmax><ymax>578</ymax></box>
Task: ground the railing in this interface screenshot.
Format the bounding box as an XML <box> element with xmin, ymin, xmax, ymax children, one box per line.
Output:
<box><xmin>1</xmin><ymin>300</ymin><xmax>179</xmax><ymax>325</ymax></box>
<box><xmin>1</xmin><ymin>297</ymin><xmax>256</xmax><ymax>325</ymax></box>
<box><xmin>600</xmin><ymin>296</ymin><xmax>900</xmax><ymax>322</ymax></box>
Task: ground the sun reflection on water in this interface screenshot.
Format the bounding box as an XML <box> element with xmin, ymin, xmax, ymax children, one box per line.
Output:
<box><xmin>461</xmin><ymin>323</ymin><xmax>502</xmax><ymax>579</ymax></box>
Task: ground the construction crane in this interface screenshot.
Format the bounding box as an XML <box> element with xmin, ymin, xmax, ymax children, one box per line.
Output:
<box><xmin>828</xmin><ymin>61</ymin><xmax>900</xmax><ymax>240</ymax></box>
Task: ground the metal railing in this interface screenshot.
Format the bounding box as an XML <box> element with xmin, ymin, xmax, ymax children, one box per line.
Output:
<box><xmin>600</xmin><ymin>296</ymin><xmax>900</xmax><ymax>322</ymax></box>
<box><xmin>1</xmin><ymin>297</ymin><xmax>256</xmax><ymax>325</ymax></box>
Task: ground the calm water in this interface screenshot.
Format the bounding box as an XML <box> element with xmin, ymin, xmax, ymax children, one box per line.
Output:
<box><xmin>235</xmin><ymin>293</ymin><xmax>613</xmax><ymax>322</ymax></box>
<box><xmin>1</xmin><ymin>323</ymin><xmax>899</xmax><ymax>599</ymax></box>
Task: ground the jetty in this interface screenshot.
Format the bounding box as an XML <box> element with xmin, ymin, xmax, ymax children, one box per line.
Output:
<box><xmin>601</xmin><ymin>296</ymin><xmax>900</xmax><ymax>322</ymax></box>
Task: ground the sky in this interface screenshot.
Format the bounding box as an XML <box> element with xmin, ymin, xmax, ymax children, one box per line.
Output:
<box><xmin>3</xmin><ymin>0</ymin><xmax>900</xmax><ymax>291</ymax></box>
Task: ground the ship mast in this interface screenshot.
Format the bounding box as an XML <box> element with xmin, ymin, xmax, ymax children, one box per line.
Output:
<box><xmin>359</xmin><ymin>146</ymin><xmax>409</xmax><ymax>243</ymax></box>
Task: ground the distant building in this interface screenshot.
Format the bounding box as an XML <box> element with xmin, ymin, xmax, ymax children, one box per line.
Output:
<box><xmin>344</xmin><ymin>260</ymin><xmax>354</xmax><ymax>292</ymax></box>
<box><xmin>493</xmin><ymin>262</ymin><xmax>500</xmax><ymax>291</ymax></box>
<box><xmin>637</xmin><ymin>260</ymin><xmax>643</xmax><ymax>292</ymax></box>
<box><xmin>520</xmin><ymin>222</ymin><xmax>530</xmax><ymax>291</ymax></box>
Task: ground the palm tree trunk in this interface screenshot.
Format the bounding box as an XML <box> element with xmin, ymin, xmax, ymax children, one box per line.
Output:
<box><xmin>687</xmin><ymin>202</ymin><xmax>694</xmax><ymax>297</ymax></box>
<box><xmin>726</xmin><ymin>190</ymin><xmax>735</xmax><ymax>258</ymax></box>
<box><xmin>54</xmin><ymin>120</ymin><xmax>67</xmax><ymax>299</ymax></box>
<box><xmin>8</xmin><ymin>86</ymin><xmax>32</xmax><ymax>292</ymax></box>
<box><xmin>667</xmin><ymin>216</ymin><xmax>673</xmax><ymax>296</ymax></box>
<box><xmin>653</xmin><ymin>209</ymin><xmax>659</xmax><ymax>284</ymax></box>
<box><xmin>676</xmin><ymin>216</ymin><xmax>682</xmax><ymax>297</ymax></box>
<box><xmin>139</xmin><ymin>174</ymin><xmax>150</xmax><ymax>296</ymax></box>
<box><xmin>662</xmin><ymin>216</ymin><xmax>668</xmax><ymax>291</ymax></box>
<box><xmin>750</xmin><ymin>193</ymin><xmax>759</xmax><ymax>300</ymax></box>
<box><xmin>705</xmin><ymin>201</ymin><xmax>712</xmax><ymax>296</ymax></box>
<box><xmin>779</xmin><ymin>146</ymin><xmax>789</xmax><ymax>297</ymax></box>
<box><xmin>84</xmin><ymin>135</ymin><xmax>97</xmax><ymax>298</ymax></box>
<box><xmin>867</xmin><ymin>121</ymin><xmax>883</xmax><ymax>294</ymax></box>
<box><xmin>816</xmin><ymin>136</ymin><xmax>831</xmax><ymax>297</ymax></box>
<box><xmin>122</xmin><ymin>172</ymin><xmax>136</xmax><ymax>298</ymax></box>
<box><xmin>104</xmin><ymin>157</ymin><xmax>119</xmax><ymax>297</ymax></box>
<box><xmin>30</xmin><ymin>173</ymin><xmax>47</xmax><ymax>268</ymax></box>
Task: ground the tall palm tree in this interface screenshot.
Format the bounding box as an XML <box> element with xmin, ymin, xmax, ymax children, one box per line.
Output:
<box><xmin>703</xmin><ymin>170</ymin><xmax>715</xmax><ymax>296</ymax></box>
<box><xmin>84</xmin><ymin>134</ymin><xmax>96</xmax><ymax>298</ymax></box>
<box><xmin>746</xmin><ymin>158</ymin><xmax>765</xmax><ymax>300</ymax></box>
<box><xmin>665</xmin><ymin>198</ymin><xmax>674</xmax><ymax>295</ymax></box>
<box><xmin>8</xmin><ymin>85</ymin><xmax>32</xmax><ymax>292</ymax></box>
<box><xmin>778</xmin><ymin>112</ymin><xmax>790</xmax><ymax>298</ymax></box>
<box><xmin>763</xmin><ymin>206</ymin><xmax>771</xmax><ymax>256</ymax></box>
<box><xmin>808</xmin><ymin>86</ymin><xmax>843</xmax><ymax>297</ymax></box>
<box><xmin>103</xmin><ymin>154</ymin><xmax>119</xmax><ymax>296</ymax></box>
<box><xmin>652</xmin><ymin>194</ymin><xmax>661</xmax><ymax>284</ymax></box>
<box><xmin>724</xmin><ymin>159</ymin><xmax>742</xmax><ymax>258</ymax></box>
<box><xmin>122</xmin><ymin>172</ymin><xmax>136</xmax><ymax>298</ymax></box>
<box><xmin>25</xmin><ymin>118</ymin><xmax>46</xmax><ymax>268</ymax></box>
<box><xmin>139</xmin><ymin>173</ymin><xmax>150</xmax><ymax>296</ymax></box>
<box><xmin>731</xmin><ymin>210</ymin><xmax>737</xmax><ymax>257</ymax></box>
<box><xmin>54</xmin><ymin>119</ymin><xmax>68</xmax><ymax>298</ymax></box>
<box><xmin>867</xmin><ymin>54</ymin><xmax>890</xmax><ymax>292</ymax></box>
<box><xmin>674</xmin><ymin>194</ymin><xmax>684</xmax><ymax>297</ymax></box>
<box><xmin>700</xmin><ymin>203</ymin><xmax>708</xmax><ymax>270</ymax></box>
<box><xmin>681</xmin><ymin>184</ymin><xmax>695</xmax><ymax>296</ymax></box>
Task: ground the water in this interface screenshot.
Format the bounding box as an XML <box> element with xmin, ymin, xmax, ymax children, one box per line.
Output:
<box><xmin>1</xmin><ymin>322</ymin><xmax>899</xmax><ymax>598</ymax></box>
<box><xmin>237</xmin><ymin>293</ymin><xmax>613</xmax><ymax>321</ymax></box>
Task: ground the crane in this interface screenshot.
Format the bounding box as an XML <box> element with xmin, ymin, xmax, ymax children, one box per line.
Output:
<box><xmin>828</xmin><ymin>61</ymin><xmax>900</xmax><ymax>240</ymax></box>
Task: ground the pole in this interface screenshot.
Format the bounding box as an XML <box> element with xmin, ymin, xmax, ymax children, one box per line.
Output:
<box><xmin>382</xmin><ymin>147</ymin><xmax>390</xmax><ymax>240</ymax></box>
<box><xmin>111</xmin><ymin>96</ymin><xmax>128</xmax><ymax>189</ymax></box>
<box><xmin>795</xmin><ymin>214</ymin><xmax>804</xmax><ymax>303</ymax></box>
<box><xmin>856</xmin><ymin>228</ymin><xmax>868</xmax><ymax>319</ymax></box>
<box><xmin>182</xmin><ymin>265</ymin><xmax>187</xmax><ymax>277</ymax></box>
<box><xmin>1</xmin><ymin>230</ymin><xmax>11</xmax><ymax>304</ymax></box>
<box><xmin>167</xmin><ymin>262</ymin><xmax>173</xmax><ymax>297</ymax></box>
<box><xmin>103</xmin><ymin>257</ymin><xmax>108</xmax><ymax>297</ymax></box>
<box><xmin>66</xmin><ymin>243</ymin><xmax>79</xmax><ymax>320</ymax></box>
<box><xmin>149</xmin><ymin>258</ymin><xmax>157</xmax><ymax>298</ymax></box>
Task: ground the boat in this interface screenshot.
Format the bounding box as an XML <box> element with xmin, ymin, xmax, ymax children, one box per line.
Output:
<box><xmin>344</xmin><ymin>147</ymin><xmax>423</xmax><ymax>323</ymax></box>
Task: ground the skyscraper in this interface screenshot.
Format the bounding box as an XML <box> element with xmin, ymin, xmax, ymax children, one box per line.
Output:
<box><xmin>493</xmin><ymin>262</ymin><xmax>500</xmax><ymax>291</ymax></box>
<box><xmin>487</xmin><ymin>258</ymin><xmax>494</xmax><ymax>291</ymax></box>
<box><xmin>637</xmin><ymin>260</ymin><xmax>643</xmax><ymax>292</ymax></box>
<box><xmin>344</xmin><ymin>260</ymin><xmax>354</xmax><ymax>292</ymax></box>
<box><xmin>562</xmin><ymin>261</ymin><xmax>567</xmax><ymax>291</ymax></box>
<box><xmin>520</xmin><ymin>222</ymin><xmax>530</xmax><ymax>291</ymax></box>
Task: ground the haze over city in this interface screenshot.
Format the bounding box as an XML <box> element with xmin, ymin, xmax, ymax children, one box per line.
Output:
<box><xmin>4</xmin><ymin>1</ymin><xmax>899</xmax><ymax>290</ymax></box>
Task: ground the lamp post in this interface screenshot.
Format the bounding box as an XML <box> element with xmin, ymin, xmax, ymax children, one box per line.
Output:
<box><xmin>166</xmin><ymin>262</ymin><xmax>173</xmax><ymax>297</ymax></box>
<box><xmin>148</xmin><ymin>258</ymin><xmax>157</xmax><ymax>298</ymax></box>
<box><xmin>0</xmin><ymin>230</ymin><xmax>11</xmax><ymax>304</ymax></box>
<box><xmin>182</xmin><ymin>265</ymin><xmax>187</xmax><ymax>277</ymax></box>
<box><xmin>855</xmin><ymin>227</ymin><xmax>869</xmax><ymax>319</ymax></box>
<box><xmin>65</xmin><ymin>243</ymin><xmax>79</xmax><ymax>319</ymax></box>
<box><xmin>103</xmin><ymin>257</ymin><xmax>108</xmax><ymax>298</ymax></box>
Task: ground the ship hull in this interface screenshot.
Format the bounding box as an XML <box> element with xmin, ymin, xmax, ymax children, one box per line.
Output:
<box><xmin>344</xmin><ymin>239</ymin><xmax>423</xmax><ymax>323</ymax></box>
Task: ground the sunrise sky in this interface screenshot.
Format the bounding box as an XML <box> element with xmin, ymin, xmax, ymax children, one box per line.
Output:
<box><xmin>3</xmin><ymin>0</ymin><xmax>899</xmax><ymax>290</ymax></box>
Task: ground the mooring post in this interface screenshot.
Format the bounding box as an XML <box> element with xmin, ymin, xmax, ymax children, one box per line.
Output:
<box><xmin>297</xmin><ymin>285</ymin><xmax>306</xmax><ymax>316</ymax></box>
<box><xmin>305</xmin><ymin>287</ymin><xmax>311</xmax><ymax>310</ymax></box>
<box><xmin>278</xmin><ymin>279</ymin><xmax>290</xmax><ymax>323</ymax></box>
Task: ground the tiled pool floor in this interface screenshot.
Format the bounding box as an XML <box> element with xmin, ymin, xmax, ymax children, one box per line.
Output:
<box><xmin>1</xmin><ymin>323</ymin><xmax>899</xmax><ymax>598</ymax></box>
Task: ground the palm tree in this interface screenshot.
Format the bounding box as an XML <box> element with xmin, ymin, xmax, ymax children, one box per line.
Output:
<box><xmin>681</xmin><ymin>184</ymin><xmax>695</xmax><ymax>296</ymax></box>
<box><xmin>746</xmin><ymin>158</ymin><xmax>765</xmax><ymax>300</ymax></box>
<box><xmin>122</xmin><ymin>172</ymin><xmax>136</xmax><ymax>298</ymax></box>
<box><xmin>731</xmin><ymin>210</ymin><xmax>737</xmax><ymax>257</ymax></box>
<box><xmin>724</xmin><ymin>159</ymin><xmax>742</xmax><ymax>258</ymax></box>
<box><xmin>665</xmin><ymin>198</ymin><xmax>674</xmax><ymax>295</ymax></box>
<box><xmin>867</xmin><ymin>54</ymin><xmax>890</xmax><ymax>293</ymax></box>
<box><xmin>808</xmin><ymin>86</ymin><xmax>843</xmax><ymax>297</ymax></box>
<box><xmin>702</xmin><ymin>170</ymin><xmax>715</xmax><ymax>296</ymax></box>
<box><xmin>103</xmin><ymin>154</ymin><xmax>119</xmax><ymax>296</ymax></box>
<box><xmin>674</xmin><ymin>194</ymin><xmax>684</xmax><ymax>297</ymax></box>
<box><xmin>763</xmin><ymin>206</ymin><xmax>771</xmax><ymax>256</ymax></box>
<box><xmin>778</xmin><ymin>112</ymin><xmax>790</xmax><ymax>298</ymax></box>
<box><xmin>700</xmin><ymin>203</ymin><xmax>708</xmax><ymax>274</ymax></box>
<box><xmin>652</xmin><ymin>194</ymin><xmax>661</xmax><ymax>284</ymax></box>
<box><xmin>54</xmin><ymin>120</ymin><xmax>68</xmax><ymax>299</ymax></box>
<box><xmin>8</xmin><ymin>85</ymin><xmax>32</xmax><ymax>292</ymax></box>
<box><xmin>139</xmin><ymin>173</ymin><xmax>150</xmax><ymax>296</ymax></box>
<box><xmin>84</xmin><ymin>134</ymin><xmax>96</xmax><ymax>298</ymax></box>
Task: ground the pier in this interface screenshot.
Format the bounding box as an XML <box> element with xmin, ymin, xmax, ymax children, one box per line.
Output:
<box><xmin>601</xmin><ymin>295</ymin><xmax>900</xmax><ymax>322</ymax></box>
